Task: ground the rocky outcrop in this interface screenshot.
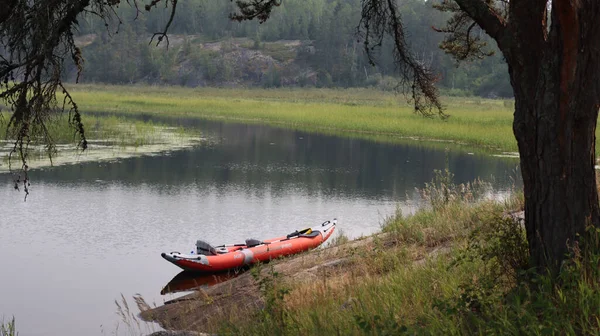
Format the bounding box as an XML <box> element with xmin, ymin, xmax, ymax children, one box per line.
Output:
<box><xmin>73</xmin><ymin>34</ymin><xmax>317</xmax><ymax>87</ymax></box>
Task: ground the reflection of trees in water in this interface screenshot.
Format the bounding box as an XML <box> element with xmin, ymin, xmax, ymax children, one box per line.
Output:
<box><xmin>25</xmin><ymin>121</ymin><xmax>520</xmax><ymax>200</ymax></box>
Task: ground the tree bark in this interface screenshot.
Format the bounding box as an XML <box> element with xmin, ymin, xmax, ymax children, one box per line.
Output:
<box><xmin>0</xmin><ymin>0</ymin><xmax>17</xmax><ymax>25</ymax></box>
<box><xmin>506</xmin><ymin>1</ymin><xmax>600</xmax><ymax>273</ymax></box>
<box><xmin>513</xmin><ymin>80</ymin><xmax>600</xmax><ymax>273</ymax></box>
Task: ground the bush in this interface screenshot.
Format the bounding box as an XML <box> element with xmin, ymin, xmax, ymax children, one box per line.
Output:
<box><xmin>420</xmin><ymin>167</ymin><xmax>490</xmax><ymax>211</ymax></box>
<box><xmin>440</xmin><ymin>88</ymin><xmax>474</xmax><ymax>97</ymax></box>
<box><xmin>316</xmin><ymin>70</ymin><xmax>332</xmax><ymax>88</ymax></box>
<box><xmin>427</xmin><ymin>223</ymin><xmax>600</xmax><ymax>335</ymax></box>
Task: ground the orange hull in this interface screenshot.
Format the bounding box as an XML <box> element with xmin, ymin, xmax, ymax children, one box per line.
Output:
<box><xmin>162</xmin><ymin>220</ymin><xmax>336</xmax><ymax>273</ymax></box>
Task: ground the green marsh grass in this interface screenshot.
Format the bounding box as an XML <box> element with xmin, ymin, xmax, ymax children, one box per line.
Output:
<box><xmin>0</xmin><ymin>111</ymin><xmax>192</xmax><ymax>170</ymax></box>
<box><xmin>0</xmin><ymin>112</ymin><xmax>188</xmax><ymax>148</ymax></box>
<box><xmin>67</xmin><ymin>84</ymin><xmax>521</xmax><ymax>155</ymax></box>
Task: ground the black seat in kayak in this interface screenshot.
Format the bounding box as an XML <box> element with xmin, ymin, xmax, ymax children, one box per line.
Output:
<box><xmin>287</xmin><ymin>228</ymin><xmax>320</xmax><ymax>239</ymax></box>
<box><xmin>245</xmin><ymin>238</ymin><xmax>264</xmax><ymax>248</ymax></box>
<box><xmin>299</xmin><ymin>231</ymin><xmax>320</xmax><ymax>238</ymax></box>
<box><xmin>196</xmin><ymin>240</ymin><xmax>218</xmax><ymax>255</ymax></box>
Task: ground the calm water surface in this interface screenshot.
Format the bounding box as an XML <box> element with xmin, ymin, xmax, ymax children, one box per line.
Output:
<box><xmin>0</xmin><ymin>120</ymin><xmax>520</xmax><ymax>335</ymax></box>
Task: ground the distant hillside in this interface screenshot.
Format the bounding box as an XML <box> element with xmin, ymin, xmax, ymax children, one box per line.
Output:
<box><xmin>70</xmin><ymin>0</ymin><xmax>514</xmax><ymax>97</ymax></box>
<box><xmin>74</xmin><ymin>34</ymin><xmax>324</xmax><ymax>88</ymax></box>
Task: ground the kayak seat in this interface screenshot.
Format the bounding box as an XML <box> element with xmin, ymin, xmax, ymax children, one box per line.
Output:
<box><xmin>299</xmin><ymin>231</ymin><xmax>320</xmax><ymax>238</ymax></box>
<box><xmin>215</xmin><ymin>247</ymin><xmax>229</xmax><ymax>254</ymax></box>
<box><xmin>196</xmin><ymin>240</ymin><xmax>218</xmax><ymax>256</ymax></box>
<box><xmin>245</xmin><ymin>238</ymin><xmax>264</xmax><ymax>248</ymax></box>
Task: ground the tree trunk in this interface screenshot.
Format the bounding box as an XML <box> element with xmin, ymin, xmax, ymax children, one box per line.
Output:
<box><xmin>508</xmin><ymin>4</ymin><xmax>600</xmax><ymax>273</ymax></box>
<box><xmin>0</xmin><ymin>0</ymin><xmax>17</xmax><ymax>25</ymax></box>
<box><xmin>513</xmin><ymin>87</ymin><xmax>600</xmax><ymax>273</ymax></box>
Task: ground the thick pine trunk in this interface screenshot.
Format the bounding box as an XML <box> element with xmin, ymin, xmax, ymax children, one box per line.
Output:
<box><xmin>513</xmin><ymin>87</ymin><xmax>600</xmax><ymax>273</ymax></box>
<box><xmin>452</xmin><ymin>0</ymin><xmax>600</xmax><ymax>274</ymax></box>
<box><xmin>507</xmin><ymin>3</ymin><xmax>600</xmax><ymax>272</ymax></box>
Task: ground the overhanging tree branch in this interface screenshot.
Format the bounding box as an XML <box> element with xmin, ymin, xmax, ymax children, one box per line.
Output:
<box><xmin>359</xmin><ymin>0</ymin><xmax>444</xmax><ymax>117</ymax></box>
<box><xmin>230</xmin><ymin>0</ymin><xmax>282</xmax><ymax>23</ymax></box>
<box><xmin>452</xmin><ymin>0</ymin><xmax>508</xmax><ymax>51</ymax></box>
<box><xmin>0</xmin><ymin>0</ymin><xmax>178</xmax><ymax>197</ymax></box>
<box><xmin>432</xmin><ymin>2</ymin><xmax>495</xmax><ymax>63</ymax></box>
<box><xmin>147</xmin><ymin>0</ymin><xmax>178</xmax><ymax>47</ymax></box>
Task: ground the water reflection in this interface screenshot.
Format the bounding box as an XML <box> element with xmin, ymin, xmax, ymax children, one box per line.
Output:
<box><xmin>161</xmin><ymin>270</ymin><xmax>245</xmax><ymax>295</ymax></box>
<box><xmin>29</xmin><ymin>119</ymin><xmax>520</xmax><ymax>201</ymax></box>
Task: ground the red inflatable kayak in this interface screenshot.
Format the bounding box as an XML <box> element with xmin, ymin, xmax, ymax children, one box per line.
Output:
<box><xmin>161</xmin><ymin>219</ymin><xmax>337</xmax><ymax>273</ymax></box>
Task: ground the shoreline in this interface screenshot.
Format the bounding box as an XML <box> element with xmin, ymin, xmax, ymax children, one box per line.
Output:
<box><xmin>67</xmin><ymin>84</ymin><xmax>523</xmax><ymax>156</ymax></box>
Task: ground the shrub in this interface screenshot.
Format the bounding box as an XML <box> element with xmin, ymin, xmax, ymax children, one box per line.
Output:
<box><xmin>427</xmin><ymin>223</ymin><xmax>600</xmax><ymax>335</ymax></box>
<box><xmin>420</xmin><ymin>166</ymin><xmax>490</xmax><ymax>210</ymax></box>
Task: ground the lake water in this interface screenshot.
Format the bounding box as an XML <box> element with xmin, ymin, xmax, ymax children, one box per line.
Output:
<box><xmin>0</xmin><ymin>119</ymin><xmax>520</xmax><ymax>335</ymax></box>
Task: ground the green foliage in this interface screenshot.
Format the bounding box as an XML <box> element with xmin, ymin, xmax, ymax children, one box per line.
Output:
<box><xmin>261</xmin><ymin>66</ymin><xmax>282</xmax><ymax>88</ymax></box>
<box><xmin>252</xmin><ymin>32</ymin><xmax>262</xmax><ymax>50</ymax></box>
<box><xmin>354</xmin><ymin>312</ymin><xmax>407</xmax><ymax>335</ymax></box>
<box><xmin>503</xmin><ymin>99</ymin><xmax>514</xmax><ymax>109</ymax></box>
<box><xmin>427</xmin><ymin>226</ymin><xmax>600</xmax><ymax>335</ymax></box>
<box><xmin>0</xmin><ymin>318</ymin><xmax>16</xmax><ymax>336</ymax></box>
<box><xmin>261</xmin><ymin>43</ymin><xmax>296</xmax><ymax>62</ymax></box>
<box><xmin>244</xmin><ymin>264</ymin><xmax>291</xmax><ymax>333</ymax></box>
<box><xmin>72</xmin><ymin>0</ymin><xmax>512</xmax><ymax>95</ymax></box>
<box><xmin>420</xmin><ymin>167</ymin><xmax>490</xmax><ymax>211</ymax></box>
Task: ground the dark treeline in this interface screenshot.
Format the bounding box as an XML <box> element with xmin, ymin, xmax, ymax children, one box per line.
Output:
<box><xmin>74</xmin><ymin>0</ymin><xmax>512</xmax><ymax>97</ymax></box>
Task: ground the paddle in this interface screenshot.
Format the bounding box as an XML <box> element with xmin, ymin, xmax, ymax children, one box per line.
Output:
<box><xmin>213</xmin><ymin>225</ymin><xmax>323</xmax><ymax>250</ymax></box>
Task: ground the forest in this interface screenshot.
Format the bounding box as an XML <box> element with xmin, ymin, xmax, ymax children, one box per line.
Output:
<box><xmin>73</xmin><ymin>0</ymin><xmax>512</xmax><ymax>97</ymax></box>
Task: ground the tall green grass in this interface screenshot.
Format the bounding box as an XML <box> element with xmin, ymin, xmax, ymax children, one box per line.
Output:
<box><xmin>218</xmin><ymin>201</ymin><xmax>518</xmax><ymax>335</ymax></box>
<box><xmin>0</xmin><ymin>318</ymin><xmax>16</xmax><ymax>336</ymax></box>
<box><xmin>214</xmin><ymin>174</ymin><xmax>600</xmax><ymax>335</ymax></box>
<box><xmin>66</xmin><ymin>84</ymin><xmax>521</xmax><ymax>155</ymax></box>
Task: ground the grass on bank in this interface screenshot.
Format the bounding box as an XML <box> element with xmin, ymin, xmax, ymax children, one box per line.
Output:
<box><xmin>66</xmin><ymin>84</ymin><xmax>521</xmax><ymax>155</ymax></box>
<box><xmin>207</xmin><ymin>172</ymin><xmax>600</xmax><ymax>335</ymax></box>
<box><xmin>0</xmin><ymin>113</ymin><xmax>187</xmax><ymax>148</ymax></box>
<box><xmin>1</xmin><ymin>111</ymin><xmax>194</xmax><ymax>172</ymax></box>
